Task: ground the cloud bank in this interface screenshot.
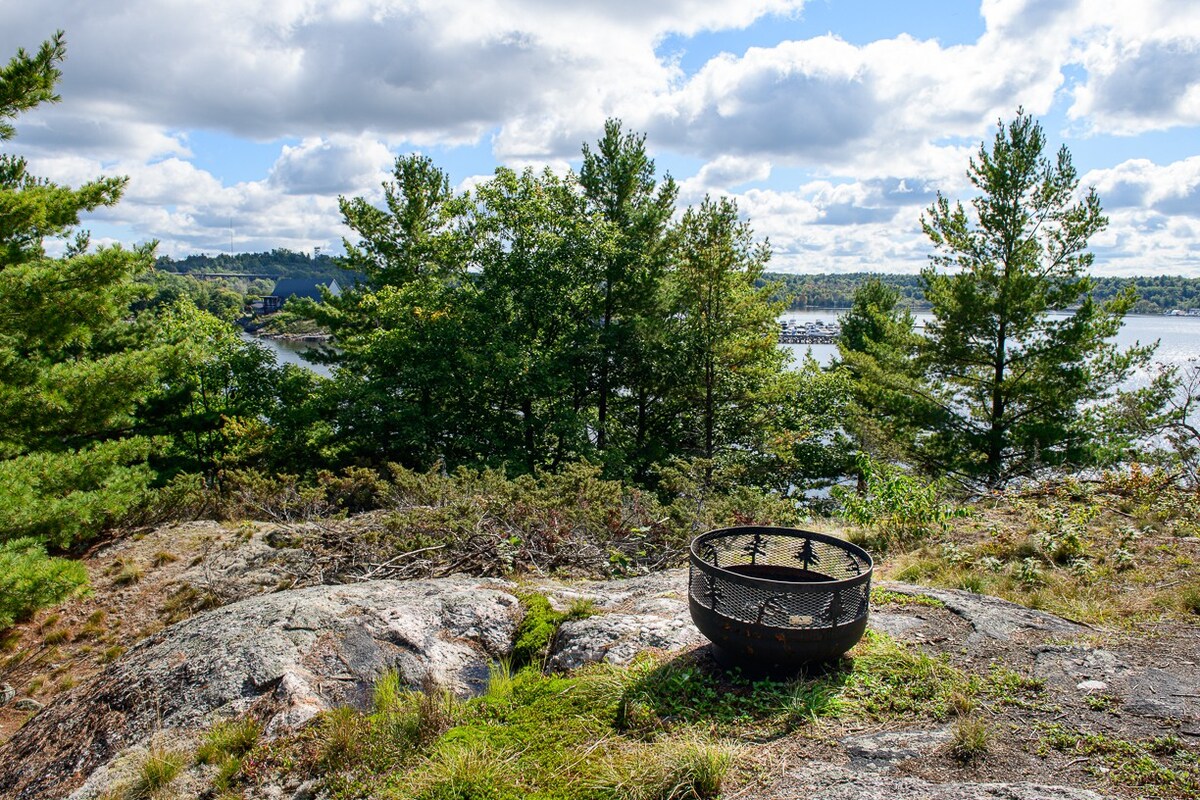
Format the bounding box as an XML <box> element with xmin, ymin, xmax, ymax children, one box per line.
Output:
<box><xmin>1</xmin><ymin>0</ymin><xmax>1196</xmax><ymax>272</ymax></box>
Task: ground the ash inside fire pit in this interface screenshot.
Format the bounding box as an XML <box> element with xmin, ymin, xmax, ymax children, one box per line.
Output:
<box><xmin>688</xmin><ymin>526</ymin><xmax>873</xmax><ymax>673</ymax></box>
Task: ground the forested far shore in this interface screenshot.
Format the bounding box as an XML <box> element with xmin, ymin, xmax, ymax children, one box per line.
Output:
<box><xmin>154</xmin><ymin>250</ymin><xmax>1200</xmax><ymax>317</ymax></box>
<box><xmin>766</xmin><ymin>271</ymin><xmax>1200</xmax><ymax>314</ymax></box>
<box><xmin>156</xmin><ymin>249</ymin><xmax>349</xmax><ymax>280</ymax></box>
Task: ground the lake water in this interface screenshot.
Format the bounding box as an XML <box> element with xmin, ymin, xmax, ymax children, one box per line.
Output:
<box><xmin>240</xmin><ymin>332</ymin><xmax>335</xmax><ymax>378</ymax></box>
<box><xmin>245</xmin><ymin>312</ymin><xmax>1200</xmax><ymax>383</ymax></box>
<box><xmin>781</xmin><ymin>309</ymin><xmax>1200</xmax><ymax>382</ymax></box>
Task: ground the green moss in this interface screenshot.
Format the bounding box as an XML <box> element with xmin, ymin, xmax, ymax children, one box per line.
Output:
<box><xmin>511</xmin><ymin>594</ymin><xmax>595</xmax><ymax>670</ymax></box>
<box><xmin>870</xmin><ymin>587</ymin><xmax>946</xmax><ymax>608</ymax></box>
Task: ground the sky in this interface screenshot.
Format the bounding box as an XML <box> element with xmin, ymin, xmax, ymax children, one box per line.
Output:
<box><xmin>2</xmin><ymin>0</ymin><xmax>1199</xmax><ymax>276</ymax></box>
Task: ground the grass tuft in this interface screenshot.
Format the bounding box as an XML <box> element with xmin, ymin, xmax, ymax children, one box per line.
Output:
<box><xmin>196</xmin><ymin>716</ymin><xmax>260</xmax><ymax>764</ymax></box>
<box><xmin>596</xmin><ymin>736</ymin><xmax>737</xmax><ymax>800</ymax></box>
<box><xmin>127</xmin><ymin>742</ymin><xmax>186</xmax><ymax>799</ymax></box>
<box><xmin>950</xmin><ymin>715</ymin><xmax>991</xmax><ymax>763</ymax></box>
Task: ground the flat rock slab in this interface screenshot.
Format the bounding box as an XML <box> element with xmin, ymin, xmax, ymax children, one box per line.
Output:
<box><xmin>1035</xmin><ymin>646</ymin><xmax>1200</xmax><ymax>722</ymax></box>
<box><xmin>0</xmin><ymin>578</ymin><xmax>520</xmax><ymax>800</ymax></box>
<box><xmin>545</xmin><ymin>570</ymin><xmax>707</xmax><ymax>670</ymax></box>
<box><xmin>549</xmin><ymin>612</ymin><xmax>705</xmax><ymax>671</ymax></box>
<box><xmin>842</xmin><ymin>727</ymin><xmax>952</xmax><ymax>766</ymax></box>
<box><xmin>542</xmin><ymin>574</ymin><xmax>1095</xmax><ymax>671</ymax></box>
<box><xmin>882</xmin><ymin>583</ymin><xmax>1087</xmax><ymax>642</ymax></box>
<box><xmin>765</xmin><ymin>763</ymin><xmax>1113</xmax><ymax>800</ymax></box>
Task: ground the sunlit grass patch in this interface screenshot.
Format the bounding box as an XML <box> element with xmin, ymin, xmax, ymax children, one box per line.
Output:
<box><xmin>1037</xmin><ymin>724</ymin><xmax>1200</xmax><ymax>798</ymax></box>
<box><xmin>203</xmin><ymin>631</ymin><xmax>980</xmax><ymax>799</ymax></box>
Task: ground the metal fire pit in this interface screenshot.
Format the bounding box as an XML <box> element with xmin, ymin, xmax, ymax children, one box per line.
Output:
<box><xmin>688</xmin><ymin>526</ymin><xmax>873</xmax><ymax>672</ymax></box>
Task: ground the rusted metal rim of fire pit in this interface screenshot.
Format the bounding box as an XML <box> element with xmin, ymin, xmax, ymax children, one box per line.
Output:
<box><xmin>688</xmin><ymin>525</ymin><xmax>873</xmax><ymax>674</ymax></box>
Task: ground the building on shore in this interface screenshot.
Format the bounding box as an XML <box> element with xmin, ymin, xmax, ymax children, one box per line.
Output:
<box><xmin>261</xmin><ymin>278</ymin><xmax>342</xmax><ymax>314</ymax></box>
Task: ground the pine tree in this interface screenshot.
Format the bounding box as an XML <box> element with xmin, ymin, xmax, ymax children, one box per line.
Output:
<box><xmin>0</xmin><ymin>33</ymin><xmax>170</xmax><ymax>624</ymax></box>
<box><xmin>668</xmin><ymin>196</ymin><xmax>784</xmax><ymax>480</ymax></box>
<box><xmin>917</xmin><ymin>110</ymin><xmax>1155</xmax><ymax>488</ymax></box>
<box><xmin>579</xmin><ymin>120</ymin><xmax>677</xmax><ymax>477</ymax></box>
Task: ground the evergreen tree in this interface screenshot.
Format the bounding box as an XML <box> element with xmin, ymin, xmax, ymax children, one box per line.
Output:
<box><xmin>308</xmin><ymin>154</ymin><xmax>478</xmax><ymax>467</ymax></box>
<box><xmin>918</xmin><ymin>110</ymin><xmax>1154</xmax><ymax>487</ymax></box>
<box><xmin>836</xmin><ymin>278</ymin><xmax>932</xmax><ymax>464</ymax></box>
<box><xmin>579</xmin><ymin>120</ymin><xmax>677</xmax><ymax>476</ymax></box>
<box><xmin>667</xmin><ymin>196</ymin><xmax>784</xmax><ymax>480</ymax></box>
<box><xmin>0</xmin><ymin>33</ymin><xmax>171</xmax><ymax>623</ymax></box>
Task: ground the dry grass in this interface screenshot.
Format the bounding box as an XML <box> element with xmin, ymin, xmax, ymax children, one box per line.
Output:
<box><xmin>879</xmin><ymin>472</ymin><xmax>1200</xmax><ymax>626</ymax></box>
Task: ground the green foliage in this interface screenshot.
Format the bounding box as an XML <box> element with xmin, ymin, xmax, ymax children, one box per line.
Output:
<box><xmin>0</xmin><ymin>537</ymin><xmax>88</xmax><ymax>628</ymax></box>
<box><xmin>667</xmin><ymin>196</ymin><xmax>783</xmax><ymax>478</ymax></box>
<box><xmin>836</xmin><ymin>279</ymin><xmax>926</xmax><ymax>461</ymax></box>
<box><xmin>916</xmin><ymin>110</ymin><xmax>1155</xmax><ymax>488</ymax></box>
<box><xmin>371</xmin><ymin>674</ymin><xmax>460</xmax><ymax>751</ymax></box>
<box><xmin>146</xmin><ymin>301</ymin><xmax>290</xmax><ymax>475</ymax></box>
<box><xmin>579</xmin><ymin>119</ymin><xmax>678</xmax><ymax>478</ymax></box>
<box><xmin>1038</xmin><ymin>724</ymin><xmax>1200</xmax><ymax>797</ymax></box>
<box><xmin>472</xmin><ymin>165</ymin><xmax>610</xmax><ymax>472</ymax></box>
<box><xmin>0</xmin><ymin>439</ymin><xmax>155</xmax><ymax>547</ymax></box>
<box><xmin>0</xmin><ymin>33</ymin><xmax>208</xmax><ymax>623</ymax></box>
<box><xmin>134</xmin><ymin>270</ymin><xmax>250</xmax><ymax>322</ymax></box>
<box><xmin>305</xmin><ymin>123</ymin><xmax>819</xmax><ymax>493</ymax></box>
<box><xmin>512</xmin><ymin>594</ymin><xmax>595</xmax><ymax>670</ymax></box>
<box><xmin>834</xmin><ymin>455</ymin><xmax>965</xmax><ymax>548</ymax></box>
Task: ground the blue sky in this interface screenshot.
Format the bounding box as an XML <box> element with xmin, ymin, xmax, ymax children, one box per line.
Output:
<box><xmin>3</xmin><ymin>0</ymin><xmax>1199</xmax><ymax>275</ymax></box>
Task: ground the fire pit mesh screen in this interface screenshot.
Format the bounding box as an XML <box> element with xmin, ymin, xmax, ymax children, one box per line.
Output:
<box><xmin>688</xmin><ymin>526</ymin><xmax>872</xmax><ymax>630</ymax></box>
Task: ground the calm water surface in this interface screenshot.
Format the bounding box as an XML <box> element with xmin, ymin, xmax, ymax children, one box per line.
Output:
<box><xmin>245</xmin><ymin>313</ymin><xmax>1200</xmax><ymax>384</ymax></box>
<box><xmin>240</xmin><ymin>332</ymin><xmax>335</xmax><ymax>378</ymax></box>
<box><xmin>781</xmin><ymin>310</ymin><xmax>1200</xmax><ymax>383</ymax></box>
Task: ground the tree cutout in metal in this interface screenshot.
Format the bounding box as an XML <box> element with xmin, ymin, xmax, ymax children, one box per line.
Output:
<box><xmin>755</xmin><ymin>594</ymin><xmax>787</xmax><ymax>625</ymax></box>
<box><xmin>823</xmin><ymin>590</ymin><xmax>843</xmax><ymax>626</ymax></box>
<box><xmin>701</xmin><ymin>540</ymin><xmax>720</xmax><ymax>569</ymax></box>
<box><xmin>795</xmin><ymin>537</ymin><xmax>819</xmax><ymax>570</ymax></box>
<box><xmin>742</xmin><ymin>531</ymin><xmax>768</xmax><ymax>565</ymax></box>
<box><xmin>705</xmin><ymin>575</ymin><xmax>723</xmax><ymax>612</ymax></box>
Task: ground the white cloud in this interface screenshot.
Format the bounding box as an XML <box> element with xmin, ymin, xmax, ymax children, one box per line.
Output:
<box><xmin>1067</xmin><ymin>1</ymin><xmax>1200</xmax><ymax>135</ymax></box>
<box><xmin>3</xmin><ymin>0</ymin><xmax>1199</xmax><ymax>270</ymax></box>
<box><xmin>679</xmin><ymin>155</ymin><xmax>771</xmax><ymax>198</ymax></box>
<box><xmin>268</xmin><ymin>136</ymin><xmax>393</xmax><ymax>195</ymax></box>
<box><xmin>1086</xmin><ymin>157</ymin><xmax>1200</xmax><ymax>217</ymax></box>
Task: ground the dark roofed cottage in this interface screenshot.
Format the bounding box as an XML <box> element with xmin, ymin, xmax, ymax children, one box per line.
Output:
<box><xmin>262</xmin><ymin>278</ymin><xmax>341</xmax><ymax>313</ymax></box>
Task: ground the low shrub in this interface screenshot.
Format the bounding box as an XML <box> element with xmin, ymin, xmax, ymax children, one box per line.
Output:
<box><xmin>834</xmin><ymin>456</ymin><xmax>966</xmax><ymax>550</ymax></box>
<box><xmin>0</xmin><ymin>538</ymin><xmax>89</xmax><ymax>630</ymax></box>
